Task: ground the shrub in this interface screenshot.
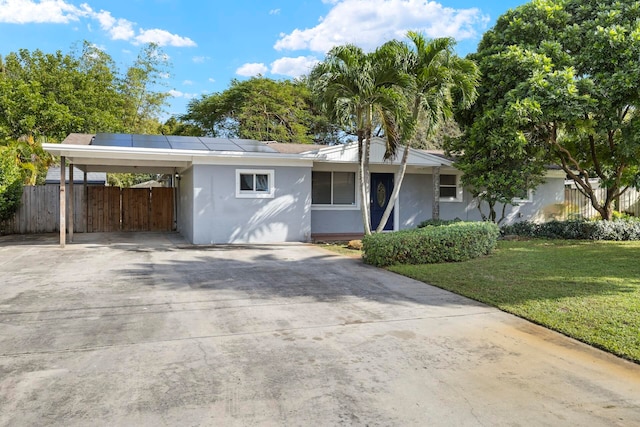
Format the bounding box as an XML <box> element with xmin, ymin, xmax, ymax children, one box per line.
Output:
<box><xmin>0</xmin><ymin>152</ymin><xmax>23</xmax><ymax>222</ymax></box>
<box><xmin>501</xmin><ymin>219</ymin><xmax>640</xmax><ymax>241</ymax></box>
<box><xmin>417</xmin><ymin>218</ymin><xmax>462</xmax><ymax>228</ymax></box>
<box><xmin>363</xmin><ymin>221</ymin><xmax>500</xmax><ymax>267</ymax></box>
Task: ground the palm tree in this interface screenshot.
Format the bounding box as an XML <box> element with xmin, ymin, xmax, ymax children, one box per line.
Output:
<box><xmin>374</xmin><ymin>32</ymin><xmax>480</xmax><ymax>232</ymax></box>
<box><xmin>310</xmin><ymin>44</ymin><xmax>409</xmax><ymax>235</ymax></box>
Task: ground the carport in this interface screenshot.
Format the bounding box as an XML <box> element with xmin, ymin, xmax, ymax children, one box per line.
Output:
<box><xmin>43</xmin><ymin>133</ymin><xmax>192</xmax><ymax>247</ymax></box>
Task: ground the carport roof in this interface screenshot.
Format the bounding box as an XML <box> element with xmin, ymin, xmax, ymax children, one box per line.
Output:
<box><xmin>43</xmin><ymin>133</ymin><xmax>316</xmax><ymax>174</ymax></box>
<box><xmin>43</xmin><ymin>133</ymin><xmax>452</xmax><ymax>174</ymax></box>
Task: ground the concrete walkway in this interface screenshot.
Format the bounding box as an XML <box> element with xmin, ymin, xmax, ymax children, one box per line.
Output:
<box><xmin>1</xmin><ymin>233</ymin><xmax>639</xmax><ymax>426</ymax></box>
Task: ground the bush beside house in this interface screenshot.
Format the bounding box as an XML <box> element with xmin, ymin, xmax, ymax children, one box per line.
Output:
<box><xmin>501</xmin><ymin>219</ymin><xmax>640</xmax><ymax>241</ymax></box>
<box><xmin>363</xmin><ymin>221</ymin><xmax>500</xmax><ymax>267</ymax></box>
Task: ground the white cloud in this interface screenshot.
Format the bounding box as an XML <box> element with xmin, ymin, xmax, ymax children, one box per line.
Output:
<box><xmin>0</xmin><ymin>1</ymin><xmax>196</xmax><ymax>47</ymax></box>
<box><xmin>269</xmin><ymin>8</ymin><xmax>280</xmax><ymax>15</ymax></box>
<box><xmin>236</xmin><ymin>62</ymin><xmax>268</xmax><ymax>77</ymax></box>
<box><xmin>208</xmin><ymin>78</ymin><xmax>216</xmax><ymax>83</ymax></box>
<box><xmin>0</xmin><ymin>0</ymin><xmax>89</xmax><ymax>24</ymax></box>
<box><xmin>183</xmin><ymin>80</ymin><xmax>194</xmax><ymax>85</ymax></box>
<box><xmin>270</xmin><ymin>56</ymin><xmax>320</xmax><ymax>77</ymax></box>
<box><xmin>169</xmin><ymin>89</ymin><xmax>197</xmax><ymax>99</ymax></box>
<box><xmin>94</xmin><ymin>10</ymin><xmax>135</xmax><ymax>40</ymax></box>
<box><xmin>192</xmin><ymin>55</ymin><xmax>210</xmax><ymax>63</ymax></box>
<box><xmin>159</xmin><ymin>72</ymin><xmax>170</xmax><ymax>79</ymax></box>
<box><xmin>134</xmin><ymin>28</ymin><xmax>196</xmax><ymax>47</ymax></box>
<box><xmin>274</xmin><ymin>0</ymin><xmax>488</xmax><ymax>53</ymax></box>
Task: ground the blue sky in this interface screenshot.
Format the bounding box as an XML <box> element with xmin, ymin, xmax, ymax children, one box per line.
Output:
<box><xmin>0</xmin><ymin>0</ymin><xmax>527</xmax><ymax>120</ymax></box>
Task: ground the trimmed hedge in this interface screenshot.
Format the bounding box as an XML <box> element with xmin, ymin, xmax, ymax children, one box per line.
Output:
<box><xmin>501</xmin><ymin>219</ymin><xmax>640</xmax><ymax>241</ymax></box>
<box><xmin>363</xmin><ymin>221</ymin><xmax>500</xmax><ymax>267</ymax></box>
<box><xmin>417</xmin><ymin>218</ymin><xmax>462</xmax><ymax>228</ymax></box>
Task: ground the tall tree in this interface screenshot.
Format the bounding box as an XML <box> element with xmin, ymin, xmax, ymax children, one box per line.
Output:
<box><xmin>448</xmin><ymin>46</ymin><xmax>550</xmax><ymax>223</ymax></box>
<box><xmin>0</xmin><ymin>43</ymin><xmax>125</xmax><ymax>141</ymax></box>
<box><xmin>459</xmin><ymin>0</ymin><xmax>640</xmax><ymax>220</ymax></box>
<box><xmin>375</xmin><ymin>33</ymin><xmax>479</xmax><ymax>231</ymax></box>
<box><xmin>181</xmin><ymin>77</ymin><xmax>339</xmax><ymax>144</ymax></box>
<box><xmin>310</xmin><ymin>43</ymin><xmax>408</xmax><ymax>235</ymax></box>
<box><xmin>121</xmin><ymin>43</ymin><xmax>171</xmax><ymax>134</ymax></box>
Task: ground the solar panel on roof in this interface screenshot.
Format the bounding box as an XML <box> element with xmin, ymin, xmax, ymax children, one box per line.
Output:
<box><xmin>166</xmin><ymin>135</ymin><xmax>198</xmax><ymax>143</ymax></box>
<box><xmin>88</xmin><ymin>133</ymin><xmax>283</xmax><ymax>154</ymax></box>
<box><xmin>167</xmin><ymin>141</ymin><xmax>208</xmax><ymax>150</ymax></box>
<box><xmin>92</xmin><ymin>133</ymin><xmax>132</xmax><ymax>147</ymax></box>
<box><xmin>132</xmin><ymin>134</ymin><xmax>171</xmax><ymax>149</ymax></box>
<box><xmin>202</xmin><ymin>143</ymin><xmax>245</xmax><ymax>151</ymax></box>
<box><xmin>132</xmin><ymin>139</ymin><xmax>171</xmax><ymax>149</ymax></box>
<box><xmin>199</xmin><ymin>137</ymin><xmax>245</xmax><ymax>152</ymax></box>
<box><xmin>230</xmin><ymin>139</ymin><xmax>278</xmax><ymax>153</ymax></box>
<box><xmin>132</xmin><ymin>135</ymin><xmax>168</xmax><ymax>142</ymax></box>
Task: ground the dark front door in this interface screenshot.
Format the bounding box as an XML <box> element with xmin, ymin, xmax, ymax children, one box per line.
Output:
<box><xmin>370</xmin><ymin>173</ymin><xmax>394</xmax><ymax>231</ymax></box>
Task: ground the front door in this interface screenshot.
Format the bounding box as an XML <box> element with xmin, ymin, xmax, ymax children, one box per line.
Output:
<box><xmin>370</xmin><ymin>173</ymin><xmax>394</xmax><ymax>231</ymax></box>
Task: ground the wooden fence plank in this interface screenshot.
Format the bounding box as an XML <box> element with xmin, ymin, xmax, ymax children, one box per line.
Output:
<box><xmin>122</xmin><ymin>188</ymin><xmax>149</xmax><ymax>232</ymax></box>
<box><xmin>150</xmin><ymin>188</ymin><xmax>174</xmax><ymax>231</ymax></box>
<box><xmin>2</xmin><ymin>184</ymin><xmax>175</xmax><ymax>235</ymax></box>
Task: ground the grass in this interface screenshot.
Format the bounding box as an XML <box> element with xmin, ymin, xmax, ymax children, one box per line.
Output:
<box><xmin>319</xmin><ymin>239</ymin><xmax>640</xmax><ymax>363</ymax></box>
<box><xmin>388</xmin><ymin>240</ymin><xmax>640</xmax><ymax>363</ymax></box>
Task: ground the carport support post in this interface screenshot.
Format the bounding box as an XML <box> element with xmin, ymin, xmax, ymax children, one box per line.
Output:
<box><xmin>432</xmin><ymin>166</ymin><xmax>440</xmax><ymax>220</ymax></box>
<box><xmin>60</xmin><ymin>156</ymin><xmax>66</xmax><ymax>248</ymax></box>
<box><xmin>84</xmin><ymin>171</ymin><xmax>88</xmax><ymax>233</ymax></box>
<box><xmin>69</xmin><ymin>164</ymin><xmax>74</xmax><ymax>242</ymax></box>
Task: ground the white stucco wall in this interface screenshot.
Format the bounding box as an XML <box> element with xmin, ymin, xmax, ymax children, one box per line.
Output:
<box><xmin>405</xmin><ymin>174</ymin><xmax>566</xmax><ymax>225</ymax></box>
<box><xmin>191</xmin><ymin>164</ymin><xmax>312</xmax><ymax>244</ymax></box>
<box><xmin>176</xmin><ymin>166</ymin><xmax>194</xmax><ymax>243</ymax></box>
<box><xmin>311</xmin><ymin>172</ymin><xmax>566</xmax><ymax>235</ymax></box>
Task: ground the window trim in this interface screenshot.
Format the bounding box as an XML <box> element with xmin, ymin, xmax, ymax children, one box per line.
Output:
<box><xmin>439</xmin><ymin>173</ymin><xmax>463</xmax><ymax>203</ymax></box>
<box><xmin>512</xmin><ymin>189</ymin><xmax>534</xmax><ymax>204</ymax></box>
<box><xmin>235</xmin><ymin>169</ymin><xmax>275</xmax><ymax>199</ymax></box>
<box><xmin>311</xmin><ymin>171</ymin><xmax>359</xmax><ymax>210</ymax></box>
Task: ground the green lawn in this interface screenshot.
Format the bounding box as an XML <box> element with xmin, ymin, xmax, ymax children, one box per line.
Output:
<box><xmin>320</xmin><ymin>240</ymin><xmax>640</xmax><ymax>362</ymax></box>
<box><xmin>387</xmin><ymin>240</ymin><xmax>640</xmax><ymax>363</ymax></box>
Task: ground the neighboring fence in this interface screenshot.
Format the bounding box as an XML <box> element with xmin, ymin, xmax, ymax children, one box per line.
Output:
<box><xmin>1</xmin><ymin>185</ymin><xmax>174</xmax><ymax>235</ymax></box>
<box><xmin>564</xmin><ymin>187</ymin><xmax>640</xmax><ymax>218</ymax></box>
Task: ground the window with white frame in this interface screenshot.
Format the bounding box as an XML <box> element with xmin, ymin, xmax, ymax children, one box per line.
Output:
<box><xmin>513</xmin><ymin>188</ymin><xmax>533</xmax><ymax>203</ymax></box>
<box><xmin>236</xmin><ymin>169</ymin><xmax>274</xmax><ymax>198</ymax></box>
<box><xmin>439</xmin><ymin>174</ymin><xmax>462</xmax><ymax>201</ymax></box>
<box><xmin>312</xmin><ymin>171</ymin><xmax>356</xmax><ymax>207</ymax></box>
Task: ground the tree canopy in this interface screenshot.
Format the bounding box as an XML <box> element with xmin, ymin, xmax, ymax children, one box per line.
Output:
<box><xmin>310</xmin><ymin>34</ymin><xmax>478</xmax><ymax>233</ymax></box>
<box><xmin>453</xmin><ymin>0</ymin><xmax>640</xmax><ymax>220</ymax></box>
<box><xmin>0</xmin><ymin>145</ymin><xmax>24</xmax><ymax>222</ymax></box>
<box><xmin>310</xmin><ymin>42</ymin><xmax>410</xmax><ymax>234</ymax></box>
<box><xmin>0</xmin><ymin>41</ymin><xmax>170</xmax><ymax>141</ymax></box>
<box><xmin>180</xmin><ymin>76</ymin><xmax>340</xmax><ymax>144</ymax></box>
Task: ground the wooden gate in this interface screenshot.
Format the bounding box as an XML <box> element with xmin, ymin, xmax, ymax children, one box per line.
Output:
<box><xmin>87</xmin><ymin>187</ymin><xmax>174</xmax><ymax>232</ymax></box>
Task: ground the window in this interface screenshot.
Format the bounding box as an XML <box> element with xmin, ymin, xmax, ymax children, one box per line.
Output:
<box><xmin>312</xmin><ymin>171</ymin><xmax>356</xmax><ymax>207</ymax></box>
<box><xmin>236</xmin><ymin>169</ymin><xmax>274</xmax><ymax>198</ymax></box>
<box><xmin>513</xmin><ymin>188</ymin><xmax>533</xmax><ymax>203</ymax></box>
<box><xmin>439</xmin><ymin>174</ymin><xmax>461</xmax><ymax>202</ymax></box>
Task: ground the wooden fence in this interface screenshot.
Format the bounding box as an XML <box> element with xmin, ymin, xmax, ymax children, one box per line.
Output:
<box><xmin>564</xmin><ymin>187</ymin><xmax>640</xmax><ymax>218</ymax></box>
<box><xmin>1</xmin><ymin>185</ymin><xmax>174</xmax><ymax>235</ymax></box>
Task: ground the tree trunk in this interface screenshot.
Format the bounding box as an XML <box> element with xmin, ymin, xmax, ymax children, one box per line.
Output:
<box><xmin>375</xmin><ymin>145</ymin><xmax>409</xmax><ymax>233</ymax></box>
<box><xmin>359</xmin><ymin>133</ymin><xmax>372</xmax><ymax>235</ymax></box>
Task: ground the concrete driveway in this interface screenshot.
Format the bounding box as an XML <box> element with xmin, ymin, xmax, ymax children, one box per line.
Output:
<box><xmin>1</xmin><ymin>233</ymin><xmax>639</xmax><ymax>426</ymax></box>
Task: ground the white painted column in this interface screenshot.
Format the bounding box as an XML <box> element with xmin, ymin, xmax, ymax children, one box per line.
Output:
<box><xmin>60</xmin><ymin>156</ymin><xmax>66</xmax><ymax>248</ymax></box>
<box><xmin>69</xmin><ymin>164</ymin><xmax>74</xmax><ymax>242</ymax></box>
<box><xmin>432</xmin><ymin>166</ymin><xmax>440</xmax><ymax>220</ymax></box>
